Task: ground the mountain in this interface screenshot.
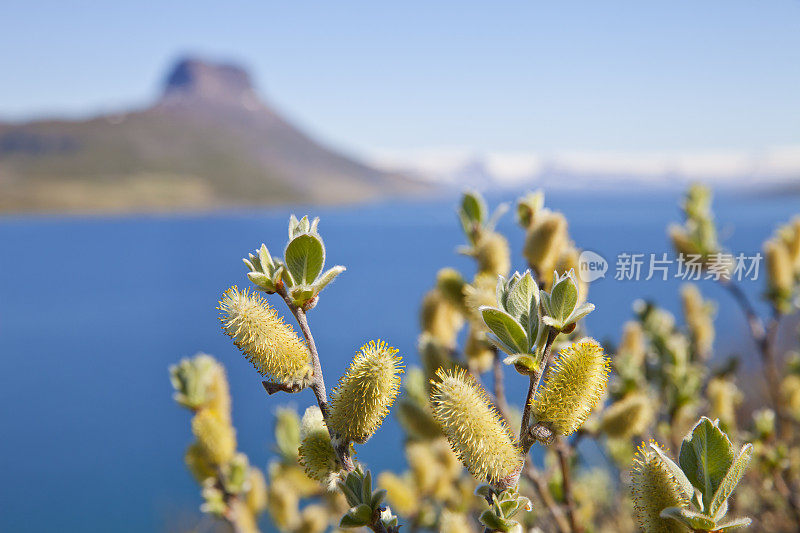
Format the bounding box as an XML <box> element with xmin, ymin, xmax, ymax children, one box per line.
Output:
<box><xmin>0</xmin><ymin>57</ymin><xmax>426</xmax><ymax>213</ymax></box>
<box><xmin>372</xmin><ymin>149</ymin><xmax>800</xmax><ymax>194</ymax></box>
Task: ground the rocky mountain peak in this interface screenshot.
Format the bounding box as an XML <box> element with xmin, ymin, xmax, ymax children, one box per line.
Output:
<box><xmin>161</xmin><ymin>57</ymin><xmax>260</xmax><ymax>106</ymax></box>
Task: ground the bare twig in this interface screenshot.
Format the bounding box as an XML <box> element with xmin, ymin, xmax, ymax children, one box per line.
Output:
<box><xmin>523</xmin><ymin>465</ymin><xmax>571</xmax><ymax>533</ymax></box>
<box><xmin>556</xmin><ymin>438</ymin><xmax>580</xmax><ymax>533</ymax></box>
<box><xmin>720</xmin><ymin>280</ymin><xmax>784</xmax><ymax>429</ymax></box>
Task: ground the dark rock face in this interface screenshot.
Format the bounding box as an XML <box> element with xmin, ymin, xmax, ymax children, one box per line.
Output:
<box><xmin>161</xmin><ymin>57</ymin><xmax>258</xmax><ymax>105</ymax></box>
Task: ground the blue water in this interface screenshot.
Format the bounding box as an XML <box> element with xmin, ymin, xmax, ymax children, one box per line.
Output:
<box><xmin>0</xmin><ymin>190</ymin><xmax>796</xmax><ymax>532</ymax></box>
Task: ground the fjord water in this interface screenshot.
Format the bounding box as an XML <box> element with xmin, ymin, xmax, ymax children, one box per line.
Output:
<box><xmin>0</xmin><ymin>190</ymin><xmax>796</xmax><ymax>532</ymax></box>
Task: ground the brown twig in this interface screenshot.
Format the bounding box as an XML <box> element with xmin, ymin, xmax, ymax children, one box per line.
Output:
<box><xmin>523</xmin><ymin>465</ymin><xmax>571</xmax><ymax>533</ymax></box>
<box><xmin>556</xmin><ymin>438</ymin><xmax>580</xmax><ymax>533</ymax></box>
<box><xmin>720</xmin><ymin>280</ymin><xmax>784</xmax><ymax>430</ymax></box>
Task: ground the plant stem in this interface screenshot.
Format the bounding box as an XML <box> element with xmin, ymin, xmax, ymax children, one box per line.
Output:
<box><xmin>523</xmin><ymin>465</ymin><xmax>571</xmax><ymax>533</ymax></box>
<box><xmin>720</xmin><ymin>280</ymin><xmax>784</xmax><ymax>430</ymax></box>
<box><xmin>520</xmin><ymin>328</ymin><xmax>559</xmax><ymax>452</ymax></box>
<box><xmin>278</xmin><ymin>288</ymin><xmax>355</xmax><ymax>472</ymax></box>
<box><xmin>556</xmin><ymin>438</ymin><xmax>580</xmax><ymax>533</ymax></box>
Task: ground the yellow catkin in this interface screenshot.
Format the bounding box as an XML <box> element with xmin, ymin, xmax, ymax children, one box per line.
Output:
<box><xmin>245</xmin><ymin>467</ymin><xmax>268</xmax><ymax>515</ymax></box>
<box><xmin>599</xmin><ymin>393</ymin><xmax>653</xmax><ymax>439</ymax></box>
<box><xmin>441</xmin><ymin>510</ymin><xmax>476</xmax><ymax>533</ymax></box>
<box><xmin>465</xmin><ymin>327</ymin><xmax>494</xmax><ymax>374</ymax></box>
<box><xmin>631</xmin><ymin>443</ymin><xmax>690</xmax><ymax>533</ymax></box>
<box><xmin>218</xmin><ymin>286</ymin><xmax>313</xmax><ymax>387</ymax></box>
<box><xmin>420</xmin><ymin>289</ymin><xmax>464</xmax><ymax>347</ymax></box>
<box><xmin>523</xmin><ymin>212</ymin><xmax>568</xmax><ymax>283</ymax></box>
<box><xmin>765</xmin><ymin>239</ymin><xmax>794</xmax><ymax>296</ymax></box>
<box><xmin>328</xmin><ymin>341</ymin><xmax>404</xmax><ymax>443</ymax></box>
<box><xmin>531</xmin><ymin>339</ymin><xmax>609</xmax><ymax>436</ymax></box>
<box><xmin>191</xmin><ymin>409</ymin><xmax>237</xmax><ymax>466</ymax></box>
<box><xmin>618</xmin><ymin>321</ymin><xmax>646</xmax><ymax>367</ymax></box>
<box><xmin>207</xmin><ymin>362</ymin><xmax>232</xmax><ymax>425</ymax></box>
<box><xmin>436</xmin><ymin>267</ymin><xmax>467</xmax><ymax>309</ymax></box>
<box><xmin>463</xmin><ymin>274</ymin><xmax>500</xmax><ymax>330</ymax></box>
<box><xmin>378</xmin><ymin>472</ymin><xmax>419</xmax><ymax>516</ymax></box>
<box><xmin>707</xmin><ymin>377</ymin><xmax>742</xmax><ymax>432</ymax></box>
<box><xmin>184</xmin><ymin>441</ymin><xmax>216</xmax><ymax>483</ymax></box>
<box><xmin>229</xmin><ymin>500</ymin><xmax>260</xmax><ymax>533</ymax></box>
<box><xmin>681</xmin><ymin>284</ymin><xmax>715</xmax><ymax>357</ymax></box>
<box><xmin>780</xmin><ymin>374</ymin><xmax>800</xmax><ymax>421</ymax></box>
<box><xmin>297</xmin><ymin>504</ymin><xmax>330</xmax><ymax>533</ymax></box>
<box><xmin>298</xmin><ymin>406</ymin><xmax>340</xmax><ymax>484</ymax></box>
<box><xmin>474</xmin><ymin>231</ymin><xmax>511</xmax><ymax>277</ymax></box>
<box><xmin>430</xmin><ymin>368</ymin><xmax>522</xmax><ymax>485</ymax></box>
<box><xmin>266</xmin><ymin>478</ymin><xmax>300</xmax><ymax>530</ymax></box>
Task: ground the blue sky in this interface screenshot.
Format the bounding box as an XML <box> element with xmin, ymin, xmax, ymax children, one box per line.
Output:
<box><xmin>1</xmin><ymin>1</ymin><xmax>799</xmax><ymax>163</ymax></box>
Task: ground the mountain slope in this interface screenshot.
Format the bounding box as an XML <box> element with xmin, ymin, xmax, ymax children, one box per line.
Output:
<box><xmin>0</xmin><ymin>58</ymin><xmax>425</xmax><ymax>213</ymax></box>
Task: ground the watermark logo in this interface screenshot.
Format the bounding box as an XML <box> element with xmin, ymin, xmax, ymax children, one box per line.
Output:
<box><xmin>579</xmin><ymin>250</ymin><xmax>608</xmax><ymax>282</ymax></box>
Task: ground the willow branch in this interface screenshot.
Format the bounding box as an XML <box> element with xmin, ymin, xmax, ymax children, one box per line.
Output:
<box><xmin>556</xmin><ymin>438</ymin><xmax>580</xmax><ymax>533</ymax></box>
<box><xmin>277</xmin><ymin>287</ymin><xmax>355</xmax><ymax>472</ymax></box>
<box><xmin>520</xmin><ymin>328</ymin><xmax>559</xmax><ymax>452</ymax></box>
<box><xmin>720</xmin><ymin>280</ymin><xmax>784</xmax><ymax>429</ymax></box>
<box><xmin>523</xmin><ymin>465</ymin><xmax>570</xmax><ymax>533</ymax></box>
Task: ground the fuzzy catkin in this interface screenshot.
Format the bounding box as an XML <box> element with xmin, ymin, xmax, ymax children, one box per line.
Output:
<box><xmin>631</xmin><ymin>443</ymin><xmax>689</xmax><ymax>533</ymax></box>
<box><xmin>599</xmin><ymin>393</ymin><xmax>653</xmax><ymax>439</ymax></box>
<box><xmin>328</xmin><ymin>340</ymin><xmax>403</xmax><ymax>443</ymax></box>
<box><xmin>191</xmin><ymin>409</ymin><xmax>237</xmax><ymax>466</ymax></box>
<box><xmin>430</xmin><ymin>368</ymin><xmax>522</xmax><ymax>485</ymax></box>
<box><xmin>298</xmin><ymin>406</ymin><xmax>340</xmax><ymax>484</ymax></box>
<box><xmin>531</xmin><ymin>339</ymin><xmax>609</xmax><ymax>436</ymax></box>
<box><xmin>523</xmin><ymin>212</ymin><xmax>567</xmax><ymax>283</ymax></box>
<box><xmin>185</xmin><ymin>441</ymin><xmax>216</xmax><ymax>482</ymax></box>
<box><xmin>765</xmin><ymin>239</ymin><xmax>794</xmax><ymax>295</ymax></box>
<box><xmin>245</xmin><ymin>467</ymin><xmax>268</xmax><ymax>515</ymax></box>
<box><xmin>474</xmin><ymin>231</ymin><xmax>511</xmax><ymax>277</ymax></box>
<box><xmin>218</xmin><ymin>286</ymin><xmax>313</xmax><ymax>387</ymax></box>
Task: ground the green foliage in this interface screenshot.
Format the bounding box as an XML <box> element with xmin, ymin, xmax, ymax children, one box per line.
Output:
<box><xmin>338</xmin><ymin>468</ymin><xmax>399</xmax><ymax>531</ymax></box>
<box><xmin>476</xmin><ymin>485</ymin><xmax>531</xmax><ymax>532</ymax></box>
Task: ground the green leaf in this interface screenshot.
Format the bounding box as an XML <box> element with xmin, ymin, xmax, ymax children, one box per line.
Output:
<box><xmin>679</xmin><ymin>417</ymin><xmax>735</xmax><ymax>512</ymax></box>
<box><xmin>461</xmin><ymin>191</ymin><xmax>487</xmax><ymax>224</ymax></box>
<box><xmin>285</xmin><ymin>233</ymin><xmax>326</xmax><ymax>285</ymax></box>
<box><xmin>548</xmin><ymin>275</ymin><xmax>578</xmax><ymax>325</ymax></box>
<box><xmin>258</xmin><ymin>243</ymin><xmax>273</xmax><ymax>270</ymax></box>
<box><xmin>709</xmin><ymin>443</ymin><xmax>753</xmax><ymax>518</ymax></box>
<box><xmin>479</xmin><ymin>510</ymin><xmax>515</xmax><ymax>532</ymax></box>
<box><xmin>650</xmin><ymin>442</ymin><xmax>695</xmax><ymax>501</ymax></box>
<box><xmin>660</xmin><ymin>507</ymin><xmax>717</xmax><ymax>530</ymax></box>
<box><xmin>499</xmin><ymin>498</ymin><xmax>520</xmax><ymax>518</ymax></box>
<box><xmin>503</xmin><ymin>354</ymin><xmax>539</xmax><ymax>374</ymax></box>
<box><xmin>246</xmin><ymin>271</ymin><xmax>274</xmax><ymax>291</ymax></box>
<box><xmin>337</xmin><ymin>482</ymin><xmax>360</xmax><ymax>507</ymax></box>
<box><xmin>504</xmin><ymin>271</ymin><xmax>537</xmax><ymax>322</ymax></box>
<box><xmin>370</xmin><ymin>488</ymin><xmax>387</xmax><ymax>509</ymax></box>
<box><xmin>715</xmin><ymin>516</ymin><xmax>752</xmax><ymax>530</ymax></box>
<box><xmin>565</xmin><ymin>302</ymin><xmax>595</xmax><ymax>325</ymax></box>
<box><xmin>480</xmin><ymin>307</ymin><xmax>529</xmax><ymax>354</ymax></box>
<box><xmin>313</xmin><ymin>265</ymin><xmax>346</xmax><ymax>293</ymax></box>
<box><xmin>339</xmin><ymin>504</ymin><xmax>372</xmax><ymax>528</ymax></box>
